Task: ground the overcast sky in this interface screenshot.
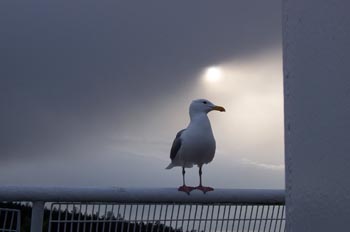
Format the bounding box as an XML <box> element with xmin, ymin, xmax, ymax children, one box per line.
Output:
<box><xmin>0</xmin><ymin>1</ymin><xmax>284</xmax><ymax>189</ymax></box>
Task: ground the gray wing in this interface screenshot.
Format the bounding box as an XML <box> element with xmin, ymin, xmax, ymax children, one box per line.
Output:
<box><xmin>170</xmin><ymin>129</ymin><xmax>186</xmax><ymax>160</ymax></box>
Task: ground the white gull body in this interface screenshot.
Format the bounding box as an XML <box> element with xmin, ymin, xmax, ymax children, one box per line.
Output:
<box><xmin>167</xmin><ymin>109</ymin><xmax>216</xmax><ymax>168</ymax></box>
<box><xmin>166</xmin><ymin>99</ymin><xmax>225</xmax><ymax>193</ymax></box>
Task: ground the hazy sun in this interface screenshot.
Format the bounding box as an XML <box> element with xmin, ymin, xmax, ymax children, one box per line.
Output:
<box><xmin>204</xmin><ymin>66</ymin><xmax>222</xmax><ymax>83</ymax></box>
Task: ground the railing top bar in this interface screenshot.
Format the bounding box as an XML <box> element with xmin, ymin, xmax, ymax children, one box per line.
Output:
<box><xmin>0</xmin><ymin>208</ymin><xmax>21</xmax><ymax>212</ymax></box>
<box><xmin>0</xmin><ymin>186</ymin><xmax>285</xmax><ymax>204</ymax></box>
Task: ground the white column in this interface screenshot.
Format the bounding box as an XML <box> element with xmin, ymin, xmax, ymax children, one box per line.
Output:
<box><xmin>283</xmin><ymin>0</ymin><xmax>350</xmax><ymax>231</ymax></box>
<box><xmin>30</xmin><ymin>201</ymin><xmax>44</xmax><ymax>232</ymax></box>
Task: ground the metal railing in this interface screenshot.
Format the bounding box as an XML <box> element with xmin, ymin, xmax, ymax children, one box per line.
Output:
<box><xmin>0</xmin><ymin>187</ymin><xmax>285</xmax><ymax>232</ymax></box>
<box><xmin>0</xmin><ymin>208</ymin><xmax>21</xmax><ymax>232</ymax></box>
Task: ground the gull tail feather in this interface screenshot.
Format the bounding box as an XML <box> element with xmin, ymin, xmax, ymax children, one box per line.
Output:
<box><xmin>165</xmin><ymin>163</ymin><xmax>175</xmax><ymax>169</ymax></box>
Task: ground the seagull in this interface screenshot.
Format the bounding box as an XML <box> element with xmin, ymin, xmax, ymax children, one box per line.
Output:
<box><xmin>166</xmin><ymin>99</ymin><xmax>225</xmax><ymax>193</ymax></box>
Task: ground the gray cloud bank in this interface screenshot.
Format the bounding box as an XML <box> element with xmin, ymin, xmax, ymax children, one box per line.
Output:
<box><xmin>0</xmin><ymin>1</ymin><xmax>283</xmax><ymax>189</ymax></box>
<box><xmin>1</xmin><ymin>1</ymin><xmax>281</xmax><ymax>161</ymax></box>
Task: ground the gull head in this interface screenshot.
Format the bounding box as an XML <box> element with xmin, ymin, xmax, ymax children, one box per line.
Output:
<box><xmin>189</xmin><ymin>99</ymin><xmax>226</xmax><ymax>115</ymax></box>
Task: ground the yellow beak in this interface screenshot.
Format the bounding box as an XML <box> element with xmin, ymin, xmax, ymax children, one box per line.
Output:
<box><xmin>212</xmin><ymin>105</ymin><xmax>226</xmax><ymax>112</ymax></box>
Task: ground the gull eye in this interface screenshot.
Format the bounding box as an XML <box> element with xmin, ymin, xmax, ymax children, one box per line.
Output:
<box><xmin>202</xmin><ymin>101</ymin><xmax>207</xmax><ymax>104</ymax></box>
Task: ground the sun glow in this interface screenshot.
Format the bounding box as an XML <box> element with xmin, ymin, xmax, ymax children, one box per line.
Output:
<box><xmin>204</xmin><ymin>66</ymin><xmax>223</xmax><ymax>83</ymax></box>
<box><xmin>198</xmin><ymin>49</ymin><xmax>284</xmax><ymax>170</ymax></box>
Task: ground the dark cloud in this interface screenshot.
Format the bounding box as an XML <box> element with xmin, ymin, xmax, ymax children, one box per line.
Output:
<box><xmin>0</xmin><ymin>1</ymin><xmax>281</xmax><ymax>161</ymax></box>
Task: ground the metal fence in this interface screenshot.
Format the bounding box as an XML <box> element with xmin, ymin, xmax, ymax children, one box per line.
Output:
<box><xmin>48</xmin><ymin>203</ymin><xmax>285</xmax><ymax>232</ymax></box>
<box><xmin>0</xmin><ymin>208</ymin><xmax>21</xmax><ymax>232</ymax></box>
<box><xmin>0</xmin><ymin>187</ymin><xmax>285</xmax><ymax>232</ymax></box>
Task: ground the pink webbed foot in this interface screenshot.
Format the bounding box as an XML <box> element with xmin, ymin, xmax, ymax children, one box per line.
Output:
<box><xmin>195</xmin><ymin>185</ymin><xmax>214</xmax><ymax>194</ymax></box>
<box><xmin>178</xmin><ymin>185</ymin><xmax>195</xmax><ymax>194</ymax></box>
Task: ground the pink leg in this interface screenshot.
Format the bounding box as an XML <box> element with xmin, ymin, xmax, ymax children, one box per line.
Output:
<box><xmin>195</xmin><ymin>165</ymin><xmax>214</xmax><ymax>193</ymax></box>
<box><xmin>195</xmin><ymin>185</ymin><xmax>214</xmax><ymax>193</ymax></box>
<box><xmin>178</xmin><ymin>167</ymin><xmax>195</xmax><ymax>194</ymax></box>
<box><xmin>178</xmin><ymin>185</ymin><xmax>195</xmax><ymax>194</ymax></box>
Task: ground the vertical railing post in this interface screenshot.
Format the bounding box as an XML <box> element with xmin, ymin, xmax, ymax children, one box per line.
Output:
<box><xmin>31</xmin><ymin>201</ymin><xmax>44</xmax><ymax>232</ymax></box>
<box><xmin>17</xmin><ymin>210</ymin><xmax>21</xmax><ymax>232</ymax></box>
